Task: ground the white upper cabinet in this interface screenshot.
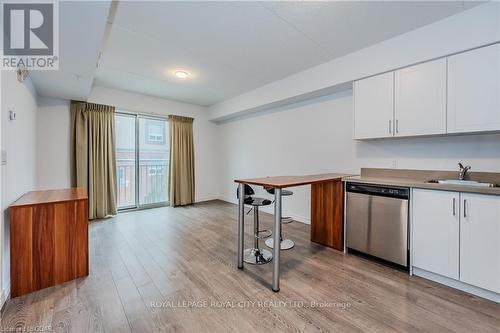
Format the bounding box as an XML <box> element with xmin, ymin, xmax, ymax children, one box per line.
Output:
<box><xmin>394</xmin><ymin>59</ymin><xmax>447</xmax><ymax>137</ymax></box>
<box><xmin>354</xmin><ymin>43</ymin><xmax>500</xmax><ymax>139</ymax></box>
<box><xmin>412</xmin><ymin>189</ymin><xmax>460</xmax><ymax>279</ymax></box>
<box><xmin>448</xmin><ymin>44</ymin><xmax>500</xmax><ymax>134</ymax></box>
<box><xmin>354</xmin><ymin>72</ymin><xmax>394</xmax><ymax>139</ymax></box>
<box><xmin>460</xmin><ymin>193</ymin><xmax>500</xmax><ymax>293</ymax></box>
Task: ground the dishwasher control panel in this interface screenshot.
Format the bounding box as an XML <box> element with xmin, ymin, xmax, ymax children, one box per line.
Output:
<box><xmin>346</xmin><ymin>183</ymin><xmax>409</xmax><ymax>199</ymax></box>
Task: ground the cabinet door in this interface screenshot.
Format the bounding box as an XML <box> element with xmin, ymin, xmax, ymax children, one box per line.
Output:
<box><xmin>394</xmin><ymin>59</ymin><xmax>447</xmax><ymax>137</ymax></box>
<box><xmin>412</xmin><ymin>189</ymin><xmax>459</xmax><ymax>279</ymax></box>
<box><xmin>460</xmin><ymin>193</ymin><xmax>500</xmax><ymax>292</ymax></box>
<box><xmin>448</xmin><ymin>44</ymin><xmax>500</xmax><ymax>134</ymax></box>
<box><xmin>354</xmin><ymin>72</ymin><xmax>394</xmax><ymax>139</ymax></box>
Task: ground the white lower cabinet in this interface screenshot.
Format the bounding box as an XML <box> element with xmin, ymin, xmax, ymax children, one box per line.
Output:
<box><xmin>460</xmin><ymin>193</ymin><xmax>500</xmax><ymax>293</ymax></box>
<box><xmin>412</xmin><ymin>189</ymin><xmax>459</xmax><ymax>279</ymax></box>
<box><xmin>412</xmin><ymin>189</ymin><xmax>500</xmax><ymax>294</ymax></box>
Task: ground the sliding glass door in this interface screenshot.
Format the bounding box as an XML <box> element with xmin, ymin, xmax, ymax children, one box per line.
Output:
<box><xmin>116</xmin><ymin>114</ymin><xmax>137</xmax><ymax>209</ymax></box>
<box><xmin>138</xmin><ymin>117</ymin><xmax>169</xmax><ymax>206</ymax></box>
<box><xmin>116</xmin><ymin>112</ymin><xmax>169</xmax><ymax>210</ymax></box>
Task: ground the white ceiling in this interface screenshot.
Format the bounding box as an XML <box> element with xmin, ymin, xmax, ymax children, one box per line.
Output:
<box><xmin>29</xmin><ymin>1</ymin><xmax>111</xmax><ymax>101</ymax></box>
<box><xmin>95</xmin><ymin>1</ymin><xmax>480</xmax><ymax>106</ymax></box>
<box><xmin>32</xmin><ymin>1</ymin><xmax>481</xmax><ymax>105</ymax></box>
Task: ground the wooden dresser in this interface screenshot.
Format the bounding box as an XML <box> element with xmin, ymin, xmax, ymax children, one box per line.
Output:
<box><xmin>9</xmin><ymin>188</ymin><xmax>89</xmax><ymax>298</ymax></box>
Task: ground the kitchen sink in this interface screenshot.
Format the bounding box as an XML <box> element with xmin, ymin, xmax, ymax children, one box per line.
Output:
<box><xmin>426</xmin><ymin>179</ymin><xmax>499</xmax><ymax>188</ymax></box>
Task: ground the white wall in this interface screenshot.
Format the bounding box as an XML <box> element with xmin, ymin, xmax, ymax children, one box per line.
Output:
<box><xmin>0</xmin><ymin>67</ymin><xmax>3</xmax><ymax>306</ymax></box>
<box><xmin>1</xmin><ymin>70</ymin><xmax>38</xmax><ymax>303</ymax></box>
<box><xmin>209</xmin><ymin>2</ymin><xmax>500</xmax><ymax>121</ymax></box>
<box><xmin>36</xmin><ymin>86</ymin><xmax>220</xmax><ymax>202</ymax></box>
<box><xmin>36</xmin><ymin>98</ymin><xmax>71</xmax><ymax>190</ymax></box>
<box><xmin>218</xmin><ymin>91</ymin><xmax>500</xmax><ymax>223</ymax></box>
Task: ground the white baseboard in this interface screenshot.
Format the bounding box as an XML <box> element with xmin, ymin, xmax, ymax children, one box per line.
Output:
<box><xmin>413</xmin><ymin>267</ymin><xmax>500</xmax><ymax>303</ymax></box>
<box><xmin>218</xmin><ymin>197</ymin><xmax>310</xmax><ymax>225</ymax></box>
<box><xmin>1</xmin><ymin>281</ymin><xmax>10</xmax><ymax>310</ymax></box>
<box><xmin>195</xmin><ymin>195</ymin><xmax>220</xmax><ymax>203</ymax></box>
<box><xmin>283</xmin><ymin>213</ymin><xmax>310</xmax><ymax>225</ymax></box>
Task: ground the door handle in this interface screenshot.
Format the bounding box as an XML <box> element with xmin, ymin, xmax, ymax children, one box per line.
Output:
<box><xmin>389</xmin><ymin>120</ymin><xmax>392</xmax><ymax>134</ymax></box>
<box><xmin>463</xmin><ymin>199</ymin><xmax>467</xmax><ymax>218</ymax></box>
<box><xmin>452</xmin><ymin>198</ymin><xmax>456</xmax><ymax>216</ymax></box>
<box><xmin>396</xmin><ymin>119</ymin><xmax>399</xmax><ymax>134</ymax></box>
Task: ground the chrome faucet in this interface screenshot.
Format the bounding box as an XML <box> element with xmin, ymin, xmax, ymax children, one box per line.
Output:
<box><xmin>458</xmin><ymin>163</ymin><xmax>471</xmax><ymax>180</ymax></box>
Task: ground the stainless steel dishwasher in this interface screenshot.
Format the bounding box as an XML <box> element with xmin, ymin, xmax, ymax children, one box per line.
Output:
<box><xmin>346</xmin><ymin>182</ymin><xmax>409</xmax><ymax>269</ymax></box>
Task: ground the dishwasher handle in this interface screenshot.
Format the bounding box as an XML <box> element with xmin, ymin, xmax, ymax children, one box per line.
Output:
<box><xmin>346</xmin><ymin>182</ymin><xmax>409</xmax><ymax>199</ymax></box>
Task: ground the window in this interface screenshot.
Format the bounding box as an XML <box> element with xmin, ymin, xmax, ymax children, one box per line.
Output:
<box><xmin>118</xmin><ymin>168</ymin><xmax>126</xmax><ymax>185</ymax></box>
<box><xmin>147</xmin><ymin>165</ymin><xmax>164</xmax><ymax>176</ymax></box>
<box><xmin>115</xmin><ymin>113</ymin><xmax>170</xmax><ymax>210</ymax></box>
<box><xmin>115</xmin><ymin>114</ymin><xmax>136</xmax><ymax>209</ymax></box>
<box><xmin>145</xmin><ymin>120</ymin><xmax>166</xmax><ymax>144</ymax></box>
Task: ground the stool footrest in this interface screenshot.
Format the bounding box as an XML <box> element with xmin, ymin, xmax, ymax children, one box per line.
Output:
<box><xmin>257</xmin><ymin>229</ymin><xmax>272</xmax><ymax>239</ymax></box>
<box><xmin>265</xmin><ymin>238</ymin><xmax>295</xmax><ymax>250</ymax></box>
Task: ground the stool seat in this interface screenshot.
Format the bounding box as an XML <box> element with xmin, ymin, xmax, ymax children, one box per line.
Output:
<box><xmin>244</xmin><ymin>196</ymin><xmax>272</xmax><ymax>206</ymax></box>
<box><xmin>237</xmin><ymin>184</ymin><xmax>273</xmax><ymax>265</ymax></box>
<box><xmin>264</xmin><ymin>187</ymin><xmax>293</xmax><ymax>196</ymax></box>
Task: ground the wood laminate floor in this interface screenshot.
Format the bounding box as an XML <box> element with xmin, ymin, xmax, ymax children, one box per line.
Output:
<box><xmin>1</xmin><ymin>200</ymin><xmax>499</xmax><ymax>332</ymax></box>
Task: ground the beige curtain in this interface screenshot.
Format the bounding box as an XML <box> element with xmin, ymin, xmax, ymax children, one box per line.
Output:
<box><xmin>168</xmin><ymin>115</ymin><xmax>195</xmax><ymax>206</ymax></box>
<box><xmin>71</xmin><ymin>101</ymin><xmax>117</xmax><ymax>219</ymax></box>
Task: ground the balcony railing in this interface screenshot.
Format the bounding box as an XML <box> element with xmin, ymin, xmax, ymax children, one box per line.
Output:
<box><xmin>117</xmin><ymin>161</ymin><xmax>169</xmax><ymax>208</ymax></box>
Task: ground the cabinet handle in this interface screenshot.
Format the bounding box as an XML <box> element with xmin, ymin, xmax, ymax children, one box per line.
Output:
<box><xmin>396</xmin><ymin>119</ymin><xmax>399</xmax><ymax>133</ymax></box>
<box><xmin>463</xmin><ymin>199</ymin><xmax>467</xmax><ymax>218</ymax></box>
<box><xmin>452</xmin><ymin>198</ymin><xmax>456</xmax><ymax>216</ymax></box>
<box><xmin>389</xmin><ymin>120</ymin><xmax>392</xmax><ymax>134</ymax></box>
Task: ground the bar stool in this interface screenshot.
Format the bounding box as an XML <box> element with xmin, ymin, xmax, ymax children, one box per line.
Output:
<box><xmin>264</xmin><ymin>187</ymin><xmax>295</xmax><ymax>250</ymax></box>
<box><xmin>236</xmin><ymin>185</ymin><xmax>273</xmax><ymax>265</ymax></box>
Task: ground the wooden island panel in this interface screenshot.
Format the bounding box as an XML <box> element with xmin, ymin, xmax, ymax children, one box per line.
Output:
<box><xmin>10</xmin><ymin>189</ymin><xmax>88</xmax><ymax>298</ymax></box>
<box><xmin>310</xmin><ymin>180</ymin><xmax>344</xmax><ymax>250</ymax></box>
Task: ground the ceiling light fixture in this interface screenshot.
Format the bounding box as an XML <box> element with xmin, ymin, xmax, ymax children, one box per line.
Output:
<box><xmin>175</xmin><ymin>70</ymin><xmax>189</xmax><ymax>79</ymax></box>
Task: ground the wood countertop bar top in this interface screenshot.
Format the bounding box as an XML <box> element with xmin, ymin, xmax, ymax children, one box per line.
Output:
<box><xmin>234</xmin><ymin>173</ymin><xmax>352</xmax><ymax>188</ymax></box>
<box><xmin>10</xmin><ymin>188</ymin><xmax>88</xmax><ymax>207</ymax></box>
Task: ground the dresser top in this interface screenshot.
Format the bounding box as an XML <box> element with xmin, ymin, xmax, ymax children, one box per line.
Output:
<box><xmin>10</xmin><ymin>188</ymin><xmax>88</xmax><ymax>207</ymax></box>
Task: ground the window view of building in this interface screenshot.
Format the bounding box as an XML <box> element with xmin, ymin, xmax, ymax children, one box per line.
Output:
<box><xmin>145</xmin><ymin>120</ymin><xmax>166</xmax><ymax>144</ymax></box>
<box><xmin>115</xmin><ymin>115</ymin><xmax>136</xmax><ymax>208</ymax></box>
<box><xmin>115</xmin><ymin>114</ymin><xmax>169</xmax><ymax>209</ymax></box>
<box><xmin>139</xmin><ymin>118</ymin><xmax>169</xmax><ymax>206</ymax></box>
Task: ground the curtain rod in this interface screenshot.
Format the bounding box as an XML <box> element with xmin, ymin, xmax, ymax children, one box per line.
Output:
<box><xmin>115</xmin><ymin>109</ymin><xmax>170</xmax><ymax>120</ymax></box>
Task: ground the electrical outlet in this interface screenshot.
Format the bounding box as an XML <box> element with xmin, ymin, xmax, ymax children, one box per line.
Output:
<box><xmin>1</xmin><ymin>150</ymin><xmax>7</xmax><ymax>166</ymax></box>
<box><xmin>392</xmin><ymin>160</ymin><xmax>398</xmax><ymax>169</ymax></box>
<box><xmin>9</xmin><ymin>110</ymin><xmax>16</xmax><ymax>121</ymax></box>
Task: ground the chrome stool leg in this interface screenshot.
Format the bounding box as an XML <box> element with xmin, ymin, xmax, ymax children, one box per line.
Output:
<box><xmin>244</xmin><ymin>206</ymin><xmax>273</xmax><ymax>265</ymax></box>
